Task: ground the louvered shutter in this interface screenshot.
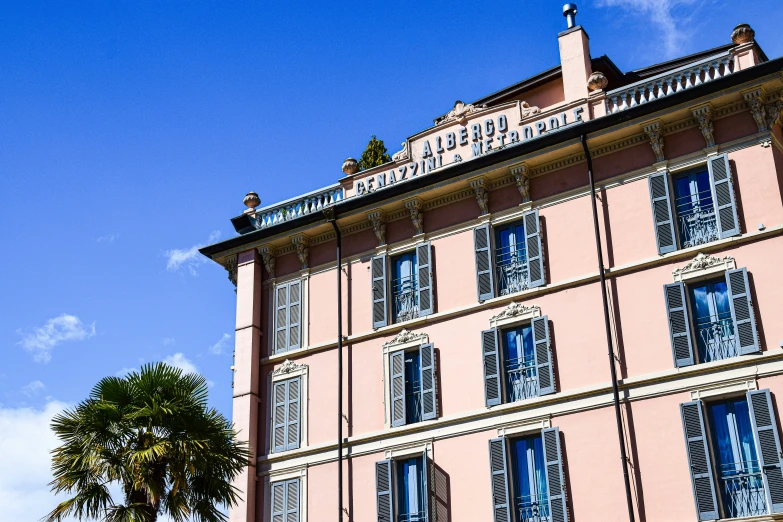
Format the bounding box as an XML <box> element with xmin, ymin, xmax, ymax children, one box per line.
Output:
<box><xmin>707</xmin><ymin>154</ymin><xmax>740</xmax><ymax>239</ymax></box>
<box><xmin>482</xmin><ymin>328</ymin><xmax>502</xmax><ymax>407</ymax></box>
<box><xmin>286</xmin><ymin>378</ymin><xmax>300</xmax><ymax>450</ymax></box>
<box><xmin>272</xmin><ymin>380</ymin><xmax>287</xmax><ymax>453</ymax></box>
<box><xmin>285</xmin><ymin>479</ymin><xmax>300</xmax><ymax>522</ymax></box>
<box><xmin>474</xmin><ymin>224</ymin><xmax>495</xmax><ymax>301</ymax></box>
<box><xmin>487</xmin><ymin>438</ymin><xmax>511</xmax><ymax>522</ymax></box>
<box><xmin>420</xmin><ymin>343</ymin><xmax>437</xmax><ymax>421</ymax></box>
<box><xmin>531</xmin><ymin>316</ymin><xmax>555</xmax><ymax>396</ymax></box>
<box><xmin>288</xmin><ymin>281</ymin><xmax>302</xmax><ymax>350</ymax></box>
<box><xmin>416</xmin><ymin>242</ymin><xmax>434</xmax><ymax>317</ymax></box>
<box><xmin>680</xmin><ymin>401</ymin><xmax>719</xmax><ymax>521</ymax></box>
<box><xmin>390</xmin><ymin>350</ymin><xmax>406</xmax><ymax>427</ymax></box>
<box><xmin>421</xmin><ymin>449</ymin><xmax>431</xmax><ymax>522</ymax></box>
<box><xmin>271</xmin><ymin>481</ymin><xmax>286</xmax><ymax>522</ymax></box>
<box><xmin>372</xmin><ymin>254</ymin><xmax>388</xmax><ymax>329</ymax></box>
<box><xmin>542</xmin><ymin>427</ymin><xmax>568</xmax><ymax>522</ymax></box>
<box><xmin>375</xmin><ymin>460</ymin><xmax>394</xmax><ymax>522</ymax></box>
<box><xmin>648</xmin><ymin>171</ymin><xmax>677</xmax><ymax>254</ymax></box>
<box><xmin>664</xmin><ymin>282</ymin><xmax>695</xmax><ymax>367</ymax></box>
<box><xmin>747</xmin><ymin>389</ymin><xmax>783</xmax><ymax>513</ymax></box>
<box><xmin>275</xmin><ymin>283</ymin><xmax>289</xmax><ymax>353</ymax></box>
<box><xmin>726</xmin><ymin>268</ymin><xmax>760</xmax><ymax>355</ymax></box>
<box><xmin>524</xmin><ymin>210</ymin><xmax>546</xmax><ymax>288</ymax></box>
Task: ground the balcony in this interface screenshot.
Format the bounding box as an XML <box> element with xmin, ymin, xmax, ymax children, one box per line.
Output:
<box><xmin>398</xmin><ymin>513</ymin><xmax>426</xmax><ymax>522</ymax></box>
<box><xmin>696</xmin><ymin>317</ymin><xmax>737</xmax><ymax>363</ymax></box>
<box><xmin>392</xmin><ymin>275</ymin><xmax>419</xmax><ymax>323</ymax></box>
<box><xmin>505</xmin><ymin>356</ymin><xmax>539</xmax><ymax>402</ymax></box>
<box><xmin>247</xmin><ymin>184</ymin><xmax>345</xmax><ymax>231</ymax></box>
<box><xmin>516</xmin><ymin>493</ymin><xmax>550</xmax><ymax>522</ymax></box>
<box><xmin>675</xmin><ymin>190</ymin><xmax>719</xmax><ymax>248</ymax></box>
<box><xmin>496</xmin><ymin>243</ymin><xmax>529</xmax><ymax>296</ymax></box>
<box><xmin>717</xmin><ymin>462</ymin><xmax>767</xmax><ymax>519</ymax></box>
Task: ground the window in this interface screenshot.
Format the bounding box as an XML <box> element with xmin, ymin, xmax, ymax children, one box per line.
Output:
<box><xmin>664</xmin><ymin>268</ymin><xmax>759</xmax><ymax>368</ymax></box>
<box><xmin>680</xmin><ymin>390</ymin><xmax>783</xmax><ymax>521</ymax></box>
<box><xmin>274</xmin><ymin>279</ymin><xmax>302</xmax><ymax>354</ymax></box>
<box><xmin>271</xmin><ymin>377</ymin><xmax>300</xmax><ymax>453</ymax></box>
<box><xmin>389</xmin><ymin>344</ymin><xmax>437</xmax><ymax>427</ymax></box>
<box><xmin>372</xmin><ymin>243</ymin><xmax>433</xmax><ymax>329</ymax></box>
<box><xmin>474</xmin><ymin>210</ymin><xmax>545</xmax><ymax>302</ymax></box>
<box><xmin>649</xmin><ymin>154</ymin><xmax>740</xmax><ymax>255</ymax></box>
<box><xmin>271</xmin><ymin>478</ymin><xmax>300</xmax><ymax>522</ymax></box>
<box><xmin>481</xmin><ymin>316</ymin><xmax>554</xmax><ymax>408</ymax></box>
<box><xmin>375</xmin><ymin>452</ymin><xmax>431</xmax><ymax>522</ymax></box>
<box><xmin>392</xmin><ymin>252</ymin><xmax>419</xmax><ymax>323</ymax></box>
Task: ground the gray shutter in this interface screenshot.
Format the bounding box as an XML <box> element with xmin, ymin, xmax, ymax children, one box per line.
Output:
<box><xmin>419</xmin><ymin>343</ymin><xmax>437</xmax><ymax>421</ymax></box>
<box><xmin>390</xmin><ymin>350</ymin><xmax>406</xmax><ymax>427</ymax></box>
<box><xmin>285</xmin><ymin>479</ymin><xmax>300</xmax><ymax>522</ymax></box>
<box><xmin>416</xmin><ymin>242</ymin><xmax>434</xmax><ymax>317</ymax></box>
<box><xmin>542</xmin><ymin>427</ymin><xmax>568</xmax><ymax>522</ymax></box>
<box><xmin>532</xmin><ymin>316</ymin><xmax>555</xmax><ymax>396</ymax></box>
<box><xmin>288</xmin><ymin>280</ymin><xmax>302</xmax><ymax>350</ymax></box>
<box><xmin>726</xmin><ymin>268</ymin><xmax>760</xmax><ymax>355</ymax></box>
<box><xmin>482</xmin><ymin>328</ymin><xmax>502</xmax><ymax>407</ymax></box>
<box><xmin>372</xmin><ymin>254</ymin><xmax>388</xmax><ymax>329</ymax></box>
<box><xmin>474</xmin><ymin>224</ymin><xmax>495</xmax><ymax>301</ymax></box>
<box><xmin>272</xmin><ymin>380</ymin><xmax>287</xmax><ymax>453</ymax></box>
<box><xmin>286</xmin><ymin>378</ymin><xmax>300</xmax><ymax>450</ymax></box>
<box><xmin>680</xmin><ymin>401</ymin><xmax>719</xmax><ymax>521</ymax></box>
<box><xmin>421</xmin><ymin>449</ymin><xmax>431</xmax><ymax>522</ymax></box>
<box><xmin>275</xmin><ymin>283</ymin><xmax>289</xmax><ymax>354</ymax></box>
<box><xmin>375</xmin><ymin>460</ymin><xmax>394</xmax><ymax>522</ymax></box>
<box><xmin>648</xmin><ymin>171</ymin><xmax>677</xmax><ymax>254</ymax></box>
<box><xmin>487</xmin><ymin>438</ymin><xmax>511</xmax><ymax>522</ymax></box>
<box><xmin>747</xmin><ymin>389</ymin><xmax>783</xmax><ymax>513</ymax></box>
<box><xmin>665</xmin><ymin>282</ymin><xmax>695</xmax><ymax>367</ymax></box>
<box><xmin>524</xmin><ymin>209</ymin><xmax>546</xmax><ymax>288</ymax></box>
<box><xmin>708</xmin><ymin>153</ymin><xmax>740</xmax><ymax>239</ymax></box>
<box><xmin>271</xmin><ymin>481</ymin><xmax>285</xmax><ymax>522</ymax></box>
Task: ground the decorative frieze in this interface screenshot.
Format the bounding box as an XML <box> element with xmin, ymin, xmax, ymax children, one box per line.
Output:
<box><xmin>367</xmin><ymin>209</ymin><xmax>387</xmax><ymax>246</ymax></box>
<box><xmin>743</xmin><ymin>88</ymin><xmax>767</xmax><ymax>132</ymax></box>
<box><xmin>510</xmin><ymin>163</ymin><xmax>531</xmax><ymax>202</ymax></box>
<box><xmin>383</xmin><ymin>329</ymin><xmax>429</xmax><ymax>349</ymax></box>
<box><xmin>272</xmin><ymin>359</ymin><xmax>308</xmax><ymax>376</ymax></box>
<box><xmin>672</xmin><ymin>252</ymin><xmax>736</xmax><ymax>281</ymax></box>
<box><xmin>224</xmin><ymin>255</ymin><xmax>238</xmax><ymax>287</ymax></box>
<box><xmin>404</xmin><ymin>197</ymin><xmax>424</xmax><ymax>235</ymax></box>
<box><xmin>291</xmin><ymin>234</ymin><xmax>310</xmax><ymax>270</ymax></box>
<box><xmin>257</xmin><ymin>245</ymin><xmax>276</xmax><ymax>278</ymax></box>
<box><xmin>691</xmin><ymin>104</ymin><xmax>715</xmax><ymax>148</ymax></box>
<box><xmin>642</xmin><ymin>120</ymin><xmax>665</xmax><ymax>162</ymax></box>
<box><xmin>490</xmin><ymin>302</ymin><xmax>541</xmax><ymax>324</ymax></box>
<box><xmin>469</xmin><ymin>176</ymin><xmax>489</xmax><ymax>215</ymax></box>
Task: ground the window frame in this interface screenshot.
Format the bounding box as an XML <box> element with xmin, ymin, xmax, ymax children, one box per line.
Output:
<box><xmin>382</xmin><ymin>332</ymin><xmax>436</xmax><ymax>429</ymax></box>
<box><xmin>264</xmin><ymin>469</ymin><xmax>307</xmax><ymax>522</ymax></box>
<box><xmin>390</xmin><ymin>249</ymin><xmax>419</xmax><ymax>325</ymax></box>
<box><xmin>265</xmin><ymin>361</ymin><xmax>309</xmax><ymax>455</ymax></box>
<box><xmin>269</xmin><ymin>274</ymin><xmax>309</xmax><ymax>356</ymax></box>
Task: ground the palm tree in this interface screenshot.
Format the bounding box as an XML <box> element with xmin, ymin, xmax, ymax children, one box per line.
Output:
<box><xmin>45</xmin><ymin>363</ymin><xmax>250</xmax><ymax>522</ymax></box>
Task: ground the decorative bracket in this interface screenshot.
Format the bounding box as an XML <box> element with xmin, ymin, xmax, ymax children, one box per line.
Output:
<box><xmin>469</xmin><ymin>176</ymin><xmax>489</xmax><ymax>215</ymax></box>
<box><xmin>642</xmin><ymin>120</ymin><xmax>665</xmax><ymax>162</ymax></box>
<box><xmin>257</xmin><ymin>244</ymin><xmax>276</xmax><ymax>278</ymax></box>
<box><xmin>391</xmin><ymin>141</ymin><xmax>409</xmax><ymax>162</ymax></box>
<box><xmin>510</xmin><ymin>162</ymin><xmax>531</xmax><ymax>202</ymax></box>
<box><xmin>366</xmin><ymin>209</ymin><xmax>387</xmax><ymax>246</ymax></box>
<box><xmin>672</xmin><ymin>252</ymin><xmax>736</xmax><ymax>282</ymax></box>
<box><xmin>691</xmin><ymin>103</ymin><xmax>715</xmax><ymax>148</ymax></box>
<box><xmin>291</xmin><ymin>234</ymin><xmax>310</xmax><ymax>270</ymax></box>
<box><xmin>404</xmin><ymin>197</ymin><xmax>424</xmax><ymax>235</ymax></box>
<box><xmin>224</xmin><ymin>255</ymin><xmax>238</xmax><ymax>288</ymax></box>
<box><xmin>765</xmin><ymin>99</ymin><xmax>783</xmax><ymax>131</ymax></box>
<box><xmin>743</xmin><ymin>87</ymin><xmax>767</xmax><ymax>132</ymax></box>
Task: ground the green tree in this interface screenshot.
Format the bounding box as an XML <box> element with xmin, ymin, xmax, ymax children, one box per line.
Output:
<box><xmin>45</xmin><ymin>363</ymin><xmax>250</xmax><ymax>522</ymax></box>
<box><xmin>358</xmin><ymin>135</ymin><xmax>391</xmax><ymax>170</ymax></box>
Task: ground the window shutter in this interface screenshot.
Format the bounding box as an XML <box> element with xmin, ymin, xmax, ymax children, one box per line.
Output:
<box><xmin>680</xmin><ymin>401</ymin><xmax>719</xmax><ymax>521</ymax></box>
<box><xmin>416</xmin><ymin>242</ymin><xmax>434</xmax><ymax>317</ymax></box>
<box><xmin>271</xmin><ymin>481</ymin><xmax>285</xmax><ymax>522</ymax></box>
<box><xmin>421</xmin><ymin>449</ymin><xmax>431</xmax><ymax>522</ymax></box>
<box><xmin>390</xmin><ymin>350</ymin><xmax>406</xmax><ymax>427</ymax></box>
<box><xmin>542</xmin><ymin>427</ymin><xmax>568</xmax><ymax>522</ymax></box>
<box><xmin>481</xmin><ymin>328</ymin><xmax>502</xmax><ymax>407</ymax></box>
<box><xmin>288</xmin><ymin>280</ymin><xmax>302</xmax><ymax>350</ymax></box>
<box><xmin>707</xmin><ymin>153</ymin><xmax>740</xmax><ymax>238</ymax></box>
<box><xmin>531</xmin><ymin>316</ymin><xmax>555</xmax><ymax>396</ymax></box>
<box><xmin>275</xmin><ymin>283</ymin><xmax>289</xmax><ymax>354</ymax></box>
<box><xmin>474</xmin><ymin>224</ymin><xmax>495</xmax><ymax>301</ymax></box>
<box><xmin>375</xmin><ymin>460</ymin><xmax>394</xmax><ymax>522</ymax></box>
<box><xmin>664</xmin><ymin>282</ymin><xmax>695</xmax><ymax>367</ymax></box>
<box><xmin>419</xmin><ymin>343</ymin><xmax>437</xmax><ymax>421</ymax></box>
<box><xmin>487</xmin><ymin>438</ymin><xmax>511</xmax><ymax>522</ymax></box>
<box><xmin>372</xmin><ymin>254</ymin><xmax>388</xmax><ymax>329</ymax></box>
<box><xmin>286</xmin><ymin>378</ymin><xmax>300</xmax><ymax>450</ymax></box>
<box><xmin>286</xmin><ymin>479</ymin><xmax>300</xmax><ymax>522</ymax></box>
<box><xmin>523</xmin><ymin>209</ymin><xmax>546</xmax><ymax>288</ymax></box>
<box><xmin>272</xmin><ymin>380</ymin><xmax>287</xmax><ymax>453</ymax></box>
<box><xmin>726</xmin><ymin>268</ymin><xmax>760</xmax><ymax>355</ymax></box>
<box><xmin>648</xmin><ymin>171</ymin><xmax>677</xmax><ymax>254</ymax></box>
<box><xmin>747</xmin><ymin>389</ymin><xmax>783</xmax><ymax>513</ymax></box>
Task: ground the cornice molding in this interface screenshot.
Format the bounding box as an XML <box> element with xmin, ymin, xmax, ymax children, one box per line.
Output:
<box><xmin>271</xmin><ymin>359</ymin><xmax>308</xmax><ymax>376</ymax></box>
<box><xmin>672</xmin><ymin>252</ymin><xmax>737</xmax><ymax>282</ymax></box>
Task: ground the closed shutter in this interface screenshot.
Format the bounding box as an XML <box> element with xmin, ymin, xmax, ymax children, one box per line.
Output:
<box><xmin>286</xmin><ymin>378</ymin><xmax>300</xmax><ymax>450</ymax></box>
<box><xmin>288</xmin><ymin>280</ymin><xmax>302</xmax><ymax>350</ymax></box>
<box><xmin>390</xmin><ymin>350</ymin><xmax>406</xmax><ymax>427</ymax></box>
<box><xmin>271</xmin><ymin>479</ymin><xmax>299</xmax><ymax>522</ymax></box>
<box><xmin>726</xmin><ymin>268</ymin><xmax>760</xmax><ymax>355</ymax></box>
<box><xmin>421</xmin><ymin>449</ymin><xmax>431</xmax><ymax>522</ymax></box>
<box><xmin>482</xmin><ymin>328</ymin><xmax>502</xmax><ymax>407</ymax></box>
<box><xmin>271</xmin><ymin>481</ymin><xmax>285</xmax><ymax>522</ymax></box>
<box><xmin>524</xmin><ymin>209</ymin><xmax>546</xmax><ymax>288</ymax></box>
<box><xmin>542</xmin><ymin>427</ymin><xmax>568</xmax><ymax>522</ymax></box>
<box><xmin>275</xmin><ymin>283</ymin><xmax>289</xmax><ymax>354</ymax></box>
<box><xmin>487</xmin><ymin>438</ymin><xmax>511</xmax><ymax>522</ymax></box>
<box><xmin>420</xmin><ymin>343</ymin><xmax>437</xmax><ymax>421</ymax></box>
<box><xmin>707</xmin><ymin>154</ymin><xmax>740</xmax><ymax>239</ymax></box>
<box><xmin>375</xmin><ymin>460</ymin><xmax>394</xmax><ymax>522</ymax></box>
<box><xmin>372</xmin><ymin>254</ymin><xmax>388</xmax><ymax>329</ymax></box>
<box><xmin>648</xmin><ymin>171</ymin><xmax>677</xmax><ymax>254</ymax></box>
<box><xmin>474</xmin><ymin>224</ymin><xmax>495</xmax><ymax>301</ymax></box>
<box><xmin>531</xmin><ymin>316</ymin><xmax>555</xmax><ymax>396</ymax></box>
<box><xmin>680</xmin><ymin>401</ymin><xmax>719</xmax><ymax>521</ymax></box>
<box><xmin>664</xmin><ymin>282</ymin><xmax>695</xmax><ymax>367</ymax></box>
<box><xmin>417</xmin><ymin>242</ymin><xmax>434</xmax><ymax>317</ymax></box>
<box><xmin>272</xmin><ymin>380</ymin><xmax>287</xmax><ymax>453</ymax></box>
<box><xmin>747</xmin><ymin>389</ymin><xmax>783</xmax><ymax>513</ymax></box>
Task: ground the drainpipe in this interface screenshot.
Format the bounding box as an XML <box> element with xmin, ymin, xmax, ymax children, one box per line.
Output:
<box><xmin>580</xmin><ymin>134</ymin><xmax>636</xmax><ymax>522</ymax></box>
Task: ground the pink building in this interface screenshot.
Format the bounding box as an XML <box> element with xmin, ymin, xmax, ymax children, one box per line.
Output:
<box><xmin>200</xmin><ymin>7</ymin><xmax>783</xmax><ymax>522</ymax></box>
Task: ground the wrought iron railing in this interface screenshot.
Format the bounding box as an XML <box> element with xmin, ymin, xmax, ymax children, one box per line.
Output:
<box><xmin>392</xmin><ymin>275</ymin><xmax>419</xmax><ymax>323</ymax></box>
<box><xmin>717</xmin><ymin>462</ymin><xmax>767</xmax><ymax>518</ymax></box>
<box><xmin>505</xmin><ymin>356</ymin><xmax>539</xmax><ymax>402</ymax></box>
<box><xmin>247</xmin><ymin>184</ymin><xmax>345</xmax><ymax>230</ymax></box>
<box><xmin>516</xmin><ymin>493</ymin><xmax>550</xmax><ymax>522</ymax></box>
<box><xmin>495</xmin><ymin>243</ymin><xmax>529</xmax><ymax>296</ymax></box>
<box><xmin>405</xmin><ymin>383</ymin><xmax>422</xmax><ymax>424</ymax></box>
<box><xmin>696</xmin><ymin>317</ymin><xmax>737</xmax><ymax>362</ymax></box>
<box><xmin>398</xmin><ymin>512</ymin><xmax>426</xmax><ymax>522</ymax></box>
<box><xmin>675</xmin><ymin>189</ymin><xmax>719</xmax><ymax>247</ymax></box>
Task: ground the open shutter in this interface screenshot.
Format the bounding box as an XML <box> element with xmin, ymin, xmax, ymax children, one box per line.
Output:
<box><xmin>680</xmin><ymin>401</ymin><xmax>719</xmax><ymax>521</ymax></box>
<box><xmin>488</xmin><ymin>438</ymin><xmax>511</xmax><ymax>522</ymax></box>
<box><xmin>420</xmin><ymin>343</ymin><xmax>437</xmax><ymax>421</ymax></box>
<box><xmin>665</xmin><ymin>282</ymin><xmax>695</xmax><ymax>367</ymax></box>
<box><xmin>474</xmin><ymin>224</ymin><xmax>495</xmax><ymax>301</ymax></box>
<box><xmin>390</xmin><ymin>350</ymin><xmax>406</xmax><ymax>427</ymax></box>
<box><xmin>726</xmin><ymin>268</ymin><xmax>760</xmax><ymax>355</ymax></box>
<box><xmin>421</xmin><ymin>449</ymin><xmax>431</xmax><ymax>522</ymax></box>
<box><xmin>372</xmin><ymin>254</ymin><xmax>388</xmax><ymax>328</ymax></box>
<box><xmin>648</xmin><ymin>171</ymin><xmax>677</xmax><ymax>254</ymax></box>
<box><xmin>286</xmin><ymin>479</ymin><xmax>300</xmax><ymax>522</ymax></box>
<box><xmin>542</xmin><ymin>427</ymin><xmax>568</xmax><ymax>522</ymax></box>
<box><xmin>747</xmin><ymin>389</ymin><xmax>783</xmax><ymax>513</ymax></box>
<box><xmin>271</xmin><ymin>481</ymin><xmax>285</xmax><ymax>522</ymax></box>
<box><xmin>708</xmin><ymin>153</ymin><xmax>740</xmax><ymax>239</ymax></box>
<box><xmin>275</xmin><ymin>283</ymin><xmax>289</xmax><ymax>354</ymax></box>
<box><xmin>272</xmin><ymin>380</ymin><xmax>288</xmax><ymax>453</ymax></box>
<box><xmin>288</xmin><ymin>280</ymin><xmax>302</xmax><ymax>350</ymax></box>
<box><xmin>417</xmin><ymin>242</ymin><xmax>434</xmax><ymax>317</ymax></box>
<box><xmin>482</xmin><ymin>328</ymin><xmax>502</xmax><ymax>407</ymax></box>
<box><xmin>286</xmin><ymin>378</ymin><xmax>300</xmax><ymax>450</ymax></box>
<box><xmin>375</xmin><ymin>460</ymin><xmax>394</xmax><ymax>522</ymax></box>
<box><xmin>531</xmin><ymin>316</ymin><xmax>555</xmax><ymax>396</ymax></box>
<box><xmin>524</xmin><ymin>209</ymin><xmax>546</xmax><ymax>288</ymax></box>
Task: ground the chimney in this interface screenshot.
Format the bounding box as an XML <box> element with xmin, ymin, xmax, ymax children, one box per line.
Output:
<box><xmin>558</xmin><ymin>4</ymin><xmax>593</xmax><ymax>103</ymax></box>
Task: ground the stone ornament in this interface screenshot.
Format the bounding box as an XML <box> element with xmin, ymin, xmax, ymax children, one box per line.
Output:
<box><xmin>642</xmin><ymin>120</ymin><xmax>665</xmax><ymax>162</ymax></box>
<box><xmin>391</xmin><ymin>141</ymin><xmax>409</xmax><ymax>162</ymax></box>
<box><xmin>765</xmin><ymin>99</ymin><xmax>782</xmax><ymax>130</ymax></box>
<box><xmin>291</xmin><ymin>234</ymin><xmax>310</xmax><ymax>270</ymax></box>
<box><xmin>367</xmin><ymin>209</ymin><xmax>387</xmax><ymax>246</ymax></box>
<box><xmin>587</xmin><ymin>71</ymin><xmax>608</xmax><ymax>92</ymax></box>
<box><xmin>243</xmin><ymin>192</ymin><xmax>260</xmax><ymax>214</ymax></box>
<box><xmin>342</xmin><ymin>158</ymin><xmax>359</xmax><ymax>175</ymax></box>
<box><xmin>691</xmin><ymin>105</ymin><xmax>715</xmax><ymax>148</ymax></box>
<box><xmin>510</xmin><ymin>163</ymin><xmax>531</xmax><ymax>202</ymax></box>
<box><xmin>404</xmin><ymin>197</ymin><xmax>424</xmax><ymax>235</ymax></box>
<box><xmin>225</xmin><ymin>255</ymin><xmax>238</xmax><ymax>287</ymax></box>
<box><xmin>470</xmin><ymin>177</ymin><xmax>489</xmax><ymax>215</ymax></box>
<box><xmin>383</xmin><ymin>329</ymin><xmax>429</xmax><ymax>348</ymax></box>
<box><xmin>672</xmin><ymin>252</ymin><xmax>736</xmax><ymax>280</ymax></box>
<box><xmin>519</xmin><ymin>101</ymin><xmax>541</xmax><ymax>120</ymax></box>
<box><xmin>436</xmin><ymin>100</ymin><xmax>488</xmax><ymax>126</ymax></box>
<box><xmin>257</xmin><ymin>245</ymin><xmax>276</xmax><ymax>278</ymax></box>
<box><xmin>490</xmin><ymin>302</ymin><xmax>542</xmax><ymax>323</ymax></box>
<box><xmin>743</xmin><ymin>89</ymin><xmax>767</xmax><ymax>132</ymax></box>
<box><xmin>731</xmin><ymin>24</ymin><xmax>755</xmax><ymax>45</ymax></box>
<box><xmin>272</xmin><ymin>359</ymin><xmax>308</xmax><ymax>376</ymax></box>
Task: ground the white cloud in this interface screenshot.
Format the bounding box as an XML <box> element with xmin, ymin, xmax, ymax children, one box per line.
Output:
<box><xmin>164</xmin><ymin>231</ymin><xmax>221</xmax><ymax>275</ymax></box>
<box><xmin>96</xmin><ymin>232</ymin><xmax>118</xmax><ymax>243</ymax></box>
<box><xmin>208</xmin><ymin>333</ymin><xmax>232</xmax><ymax>355</ymax></box>
<box><xmin>115</xmin><ymin>367</ymin><xmax>137</xmax><ymax>377</ymax></box>
<box><xmin>21</xmin><ymin>381</ymin><xmax>45</xmax><ymax>397</ymax></box>
<box><xmin>162</xmin><ymin>337</ymin><xmax>176</xmax><ymax>346</ymax></box>
<box><xmin>17</xmin><ymin>314</ymin><xmax>96</xmax><ymax>363</ymax></box>
<box><xmin>163</xmin><ymin>353</ymin><xmax>198</xmax><ymax>375</ymax></box>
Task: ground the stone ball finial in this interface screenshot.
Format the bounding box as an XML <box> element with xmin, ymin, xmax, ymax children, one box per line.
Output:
<box><xmin>731</xmin><ymin>24</ymin><xmax>754</xmax><ymax>44</ymax></box>
<box><xmin>342</xmin><ymin>157</ymin><xmax>359</xmax><ymax>175</ymax></box>
<box><xmin>587</xmin><ymin>71</ymin><xmax>608</xmax><ymax>92</ymax></box>
<box><xmin>243</xmin><ymin>191</ymin><xmax>260</xmax><ymax>213</ymax></box>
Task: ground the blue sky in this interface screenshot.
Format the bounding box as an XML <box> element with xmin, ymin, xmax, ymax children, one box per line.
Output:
<box><xmin>1</xmin><ymin>0</ymin><xmax>781</xmax><ymax>519</ymax></box>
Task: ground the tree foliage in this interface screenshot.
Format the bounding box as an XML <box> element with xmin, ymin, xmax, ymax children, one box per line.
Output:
<box><xmin>358</xmin><ymin>135</ymin><xmax>391</xmax><ymax>171</ymax></box>
<box><xmin>45</xmin><ymin>363</ymin><xmax>250</xmax><ymax>522</ymax></box>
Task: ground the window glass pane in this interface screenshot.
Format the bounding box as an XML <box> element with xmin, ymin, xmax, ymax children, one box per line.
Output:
<box><xmin>404</xmin><ymin>351</ymin><xmax>421</xmax><ymax>425</ymax></box>
<box><xmin>392</xmin><ymin>252</ymin><xmax>418</xmax><ymax>323</ymax></box>
<box><xmin>673</xmin><ymin>169</ymin><xmax>719</xmax><ymax>248</ymax></box>
<box><xmin>396</xmin><ymin>457</ymin><xmax>424</xmax><ymax>522</ymax></box>
<box><xmin>690</xmin><ymin>277</ymin><xmax>736</xmax><ymax>363</ymax></box>
<box><xmin>495</xmin><ymin>221</ymin><xmax>528</xmax><ymax>296</ymax></box>
<box><xmin>503</xmin><ymin>325</ymin><xmax>536</xmax><ymax>403</ymax></box>
<box><xmin>511</xmin><ymin>435</ymin><xmax>549</xmax><ymax>522</ymax></box>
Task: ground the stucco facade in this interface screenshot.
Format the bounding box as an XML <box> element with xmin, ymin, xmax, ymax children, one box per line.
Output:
<box><xmin>201</xmin><ymin>11</ymin><xmax>783</xmax><ymax>522</ymax></box>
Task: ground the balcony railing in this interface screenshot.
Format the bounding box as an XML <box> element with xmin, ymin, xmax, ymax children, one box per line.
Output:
<box><xmin>495</xmin><ymin>243</ymin><xmax>529</xmax><ymax>296</ymax></box>
<box><xmin>696</xmin><ymin>317</ymin><xmax>737</xmax><ymax>363</ymax></box>
<box><xmin>605</xmin><ymin>52</ymin><xmax>735</xmax><ymax>114</ymax></box>
<box><xmin>398</xmin><ymin>512</ymin><xmax>426</xmax><ymax>522</ymax></box>
<box><xmin>248</xmin><ymin>184</ymin><xmax>345</xmax><ymax>230</ymax></box>
<box><xmin>392</xmin><ymin>275</ymin><xmax>419</xmax><ymax>323</ymax></box>
<box><xmin>517</xmin><ymin>493</ymin><xmax>550</xmax><ymax>522</ymax></box>
<box><xmin>675</xmin><ymin>190</ymin><xmax>719</xmax><ymax>248</ymax></box>
<box><xmin>506</xmin><ymin>356</ymin><xmax>539</xmax><ymax>402</ymax></box>
<box><xmin>718</xmin><ymin>462</ymin><xmax>767</xmax><ymax>519</ymax></box>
